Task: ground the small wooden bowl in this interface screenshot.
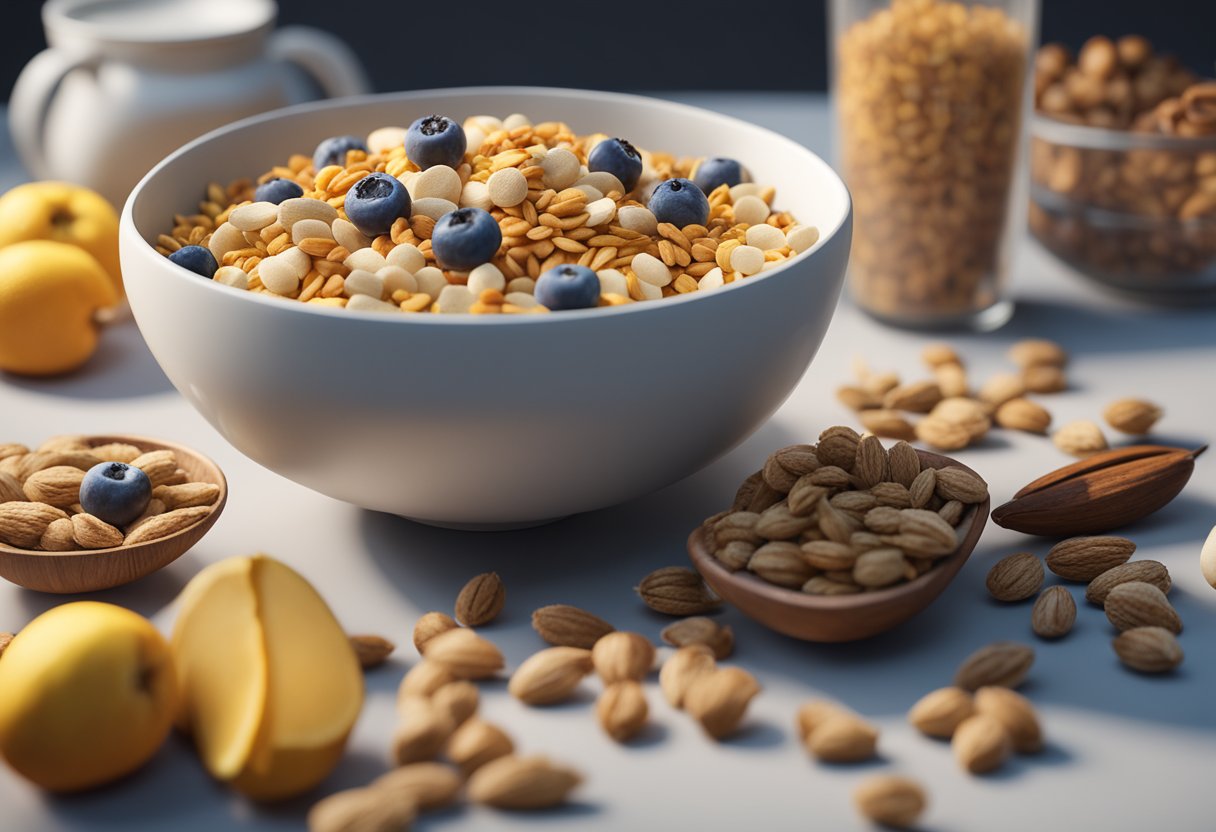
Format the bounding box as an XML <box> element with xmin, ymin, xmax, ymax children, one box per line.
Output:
<box><xmin>0</xmin><ymin>435</ymin><xmax>227</xmax><ymax>593</ymax></box>
<box><xmin>688</xmin><ymin>450</ymin><xmax>990</xmax><ymax>642</ymax></box>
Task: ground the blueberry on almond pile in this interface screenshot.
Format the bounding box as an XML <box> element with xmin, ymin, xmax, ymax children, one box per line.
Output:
<box><xmin>168</xmin><ymin>245</ymin><xmax>217</xmax><ymax>278</ymax></box>
<box><xmin>253</xmin><ymin>177</ymin><xmax>304</xmax><ymax>205</ymax></box>
<box><xmin>588</xmin><ymin>138</ymin><xmax>643</xmax><ymax>193</ymax></box>
<box><xmin>405</xmin><ymin>115</ymin><xmax>467</xmax><ymax>170</ymax></box>
<box><xmin>430</xmin><ymin>208</ymin><xmax>502</xmax><ymax>271</ymax></box>
<box><xmin>312</xmin><ymin>135</ymin><xmax>367</xmax><ymax>170</ymax></box>
<box><xmin>692</xmin><ymin>157</ymin><xmax>748</xmax><ymax>194</ymax></box>
<box><xmin>648</xmin><ymin>177</ymin><xmax>710</xmax><ymax>227</ymax></box>
<box><xmin>344</xmin><ymin>172</ymin><xmax>412</xmax><ymax>238</ymax></box>
<box><xmin>534</xmin><ymin>264</ymin><xmax>601</xmax><ymax>310</ymax></box>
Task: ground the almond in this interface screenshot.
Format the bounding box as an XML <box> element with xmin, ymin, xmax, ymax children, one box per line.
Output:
<box><xmin>1103</xmin><ymin>398</ymin><xmax>1162</xmax><ymax>435</ymax></box>
<box><xmin>978</xmin><ymin>373</ymin><xmax>1026</xmax><ymax>407</ymax></box>
<box><xmin>1031</xmin><ymin>586</ymin><xmax>1076</xmax><ymax>639</ymax></box>
<box><xmin>308</xmin><ymin>786</ymin><xmax>415</xmax><ymax>832</ymax></box>
<box><xmin>985</xmin><ymin>553</ymin><xmax>1044</xmax><ymax>602</ymax></box>
<box><xmin>1022</xmin><ymin>364</ymin><xmax>1067</xmax><ymax>393</ymax></box>
<box><xmin>70</xmin><ymin>513</ymin><xmax>123</xmax><ymax>550</ymax></box>
<box><xmin>1086</xmin><ymin>560</ymin><xmax>1171</xmax><ymax>605</ymax></box>
<box><xmin>887</xmin><ymin>441</ymin><xmax>922</xmax><ymax>487</ymax></box>
<box><xmin>973</xmin><ymin>686</ymin><xmax>1042</xmax><ymax>753</ymax></box>
<box><xmin>818</xmin><ymin>500</ymin><xmax>861</xmax><ymax>543</ymax></box>
<box><xmin>817</xmin><ymin>425</ymin><xmax>861</xmax><ymax>470</ymax></box>
<box><xmin>748</xmin><ymin>541</ymin><xmax>815</xmax><ymax>587</ymax></box>
<box><xmin>853</xmin><ymin>548</ymin><xmax>912</xmax><ymax>588</ymax></box>
<box><xmin>89</xmin><ymin>442</ymin><xmax>143</xmax><ymax>464</ymax></box>
<box><xmin>431</xmin><ymin>680</ymin><xmax>479</xmax><ymax>727</ymax></box>
<box><xmin>591</xmin><ymin>631</ymin><xmax>655</xmax><ymax>684</ymax></box>
<box><xmin>392</xmin><ymin>695</ymin><xmax>456</xmax><ymax>764</ymax></box>
<box><xmin>1104</xmin><ymin>581</ymin><xmax>1181</xmax><ymax>633</ymax></box>
<box><xmin>123</xmin><ymin>505</ymin><xmax>211</xmax><ymax>545</ymax></box>
<box><xmin>809</xmin><ymin>465</ymin><xmax>852</xmax><ymax>489</ymax></box>
<box><xmin>635</xmin><ymin>567</ymin><xmax>722</xmax><ymax>616</ymax></box>
<box><xmin>15</xmin><ymin>450</ymin><xmax>98</xmax><ymax>482</ymax></box>
<box><xmin>371</xmin><ymin>762</ymin><xmax>462</xmax><ymax>811</ymax></box>
<box><xmin>398</xmin><ymin>660</ymin><xmax>459</xmax><ymax>701</ymax></box>
<box><xmin>22</xmin><ymin>466</ymin><xmax>85</xmax><ymax>509</ymax></box>
<box><xmin>660</xmin><ymin>617</ymin><xmax>734</xmax><ymax>659</ymax></box>
<box><xmin>933</xmin><ymin>466</ymin><xmax>989</xmax><ymax>504</ymax></box>
<box><xmin>597</xmin><ymin>680</ymin><xmax>648</xmax><ymax>742</ymax></box>
<box><xmin>1046</xmin><ymin>536</ymin><xmax>1135</xmax><ymax>581</ymax></box>
<box><xmin>803</xmin><ymin>539</ymin><xmax>859</xmax><ymax>570</ymax></box>
<box><xmin>763</xmin><ymin>445</ymin><xmax>820</xmax><ymax>490</ymax></box>
<box><xmin>423</xmin><ymin>628</ymin><xmax>504</xmax><ymax>680</ymax></box>
<box><xmin>531</xmin><ymin>604</ymin><xmax>615</xmax><ymax>649</ymax></box>
<box><xmin>1053</xmin><ymin>420</ymin><xmax>1109</xmax><ymax>458</ymax></box>
<box><xmin>40</xmin><ymin>517</ymin><xmax>79</xmax><ymax>551</ymax></box>
<box><xmin>713</xmin><ymin>539</ymin><xmax>756</xmax><ymax>572</ymax></box>
<box><xmin>922</xmin><ymin>343</ymin><xmax>962</xmax><ymax>368</ymax></box>
<box><xmin>152</xmin><ymin>482</ymin><xmax>220</xmax><ymax>510</ymax></box>
<box><xmin>38</xmin><ymin>435</ymin><xmax>90</xmax><ymax>453</ymax></box>
<box><xmin>1009</xmin><ymin>338</ymin><xmax>1068</xmax><ymax>368</ymax></box>
<box><xmin>445</xmin><ymin>718</ymin><xmax>514</xmax><ymax>776</ymax></box>
<box><xmin>915</xmin><ymin>416</ymin><xmax>972</xmax><ymax>451</ymax></box>
<box><xmin>854</xmin><ymin>434</ymin><xmax>890</xmax><ymax>488</ymax></box>
<box><xmin>859</xmin><ymin>409</ymin><xmax>917</xmax><ymax>441</ymax></box>
<box><xmin>713</xmin><ymin>510</ymin><xmax>763</xmax><ymax>546</ymax></box>
<box><xmin>838</xmin><ymin>385</ymin><xmax>882</xmax><ymax>411</ymax></box>
<box><xmin>129</xmin><ymin>449</ymin><xmax>179</xmax><ymax>488</ymax></box>
<box><xmin>995</xmin><ymin>398</ymin><xmax>1052</xmax><ymax>434</ymax></box>
<box><xmin>1112</xmin><ymin>626</ymin><xmax>1183</xmax><ymax>673</ymax></box>
<box><xmin>508</xmin><ymin>647</ymin><xmax>594</xmax><ymax>705</ymax></box>
<box><xmin>908</xmin><ymin>687</ymin><xmax>975</xmax><ymax>738</ymax></box>
<box><xmin>796</xmin><ymin>700</ymin><xmax>854</xmax><ymax>740</ymax></box>
<box><xmin>0</xmin><ymin>443</ymin><xmax>28</xmax><ymax>461</ymax></box>
<box><xmin>806</xmin><ymin>714</ymin><xmax>879</xmax><ymax>762</ymax></box>
<box><xmin>952</xmin><ymin>714</ymin><xmax>1012</xmax><ymax>774</ymax></box>
<box><xmin>0</xmin><ymin>501</ymin><xmax>69</xmax><ymax>549</ymax></box>
<box><xmin>802</xmin><ymin>576</ymin><xmax>862</xmax><ymax>596</ymax></box>
<box><xmin>909</xmin><ymin>467</ymin><xmax>937</xmax><ymax>509</ymax></box>
<box><xmin>467</xmin><ymin>754</ymin><xmax>582</xmax><ymax>809</ymax></box>
<box><xmin>935</xmin><ymin>361</ymin><xmax>970</xmax><ymax>398</ymax></box>
<box><xmin>413</xmin><ymin>611</ymin><xmax>459</xmax><ymax>654</ymax></box>
<box><xmin>684</xmin><ymin>666</ymin><xmax>761</xmax><ymax>740</ymax></box>
<box><xmin>930</xmin><ymin>397</ymin><xmax>992</xmax><ymax>437</ymax></box>
<box><xmin>954</xmin><ymin>642</ymin><xmax>1034</xmax><ymax>691</ymax></box>
<box><xmin>349</xmin><ymin>634</ymin><xmax>395</xmax><ymax>669</ymax></box>
<box><xmin>884</xmin><ymin>380</ymin><xmax>943</xmax><ymax>413</ymax></box>
<box><xmin>454</xmin><ymin>572</ymin><xmax>506</xmax><ymax>627</ymax></box>
<box><xmin>853</xmin><ymin>775</ymin><xmax>926</xmax><ymax>830</ymax></box>
<box><xmin>659</xmin><ymin>644</ymin><xmax>716</xmax><ymax>709</ymax></box>
<box><xmin>0</xmin><ymin>471</ymin><xmax>25</xmax><ymax>503</ymax></box>
<box><xmin>755</xmin><ymin>503</ymin><xmax>817</xmax><ymax>540</ymax></box>
<box><xmin>788</xmin><ymin>478</ymin><xmax>829</xmax><ymax>517</ymax></box>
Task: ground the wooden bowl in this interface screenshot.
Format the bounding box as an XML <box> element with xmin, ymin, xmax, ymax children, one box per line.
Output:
<box><xmin>0</xmin><ymin>436</ymin><xmax>226</xmax><ymax>593</ymax></box>
<box><xmin>688</xmin><ymin>450</ymin><xmax>990</xmax><ymax>642</ymax></box>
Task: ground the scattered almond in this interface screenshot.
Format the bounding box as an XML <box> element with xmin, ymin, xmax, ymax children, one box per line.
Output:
<box><xmin>659</xmin><ymin>644</ymin><xmax>717</xmax><ymax>709</ymax></box>
<box><xmin>398</xmin><ymin>660</ymin><xmax>459</xmax><ymax>701</ymax></box>
<box><xmin>1046</xmin><ymin>536</ymin><xmax>1135</xmax><ymax>581</ymax></box>
<box><xmin>349</xmin><ymin>634</ymin><xmax>395</xmax><ymax>669</ymax></box>
<box><xmin>1103</xmin><ymin>398</ymin><xmax>1163</xmax><ymax>435</ymax></box>
<box><xmin>838</xmin><ymin>385</ymin><xmax>882</xmax><ymax>411</ymax></box>
<box><xmin>660</xmin><ymin>616</ymin><xmax>734</xmax><ymax>659</ymax></box>
<box><xmin>884</xmin><ymin>380</ymin><xmax>943</xmax><ymax>413</ymax></box>
<box><xmin>915</xmin><ymin>416</ymin><xmax>972</xmax><ymax>451</ymax></box>
<box><xmin>467</xmin><ymin>754</ymin><xmax>582</xmax><ymax>809</ymax></box>
<box><xmin>455</xmin><ymin>572</ymin><xmax>506</xmax><ymax>627</ymax></box>
<box><xmin>995</xmin><ymin>398</ymin><xmax>1052</xmax><ymax>434</ymax></box>
<box><xmin>445</xmin><ymin>718</ymin><xmax>514</xmax><ymax>776</ymax></box>
<box><xmin>974</xmin><ymin>686</ymin><xmax>1042</xmax><ymax>753</ymax></box>
<box><xmin>908</xmin><ymin>687</ymin><xmax>975</xmax><ymax>738</ymax></box>
<box><xmin>806</xmin><ymin>713</ymin><xmax>880</xmax><ymax>763</ymax></box>
<box><xmin>371</xmin><ymin>762</ymin><xmax>462</xmax><ymax>811</ymax></box>
<box><xmin>1053</xmin><ymin>420</ymin><xmax>1109</xmax><ymax>458</ymax></box>
<box><xmin>1112</xmin><ymin>626</ymin><xmax>1183</xmax><ymax>673</ymax></box>
<box><xmin>952</xmin><ymin>714</ymin><xmax>1012</xmax><ymax>774</ymax></box>
<box><xmin>922</xmin><ymin>343</ymin><xmax>962</xmax><ymax>368</ymax></box>
<box><xmin>591</xmin><ymin>632</ymin><xmax>655</xmax><ymax>684</ymax></box>
<box><xmin>421</xmin><ymin>628</ymin><xmax>504</xmax><ymax>680</ymax></box>
<box><xmin>431</xmin><ymin>680</ymin><xmax>479</xmax><ymax>727</ymax></box>
<box><xmin>986</xmin><ymin>552</ymin><xmax>1044</xmax><ymax>602</ymax></box>
<box><xmin>684</xmin><ymin>666</ymin><xmax>761</xmax><ymax>740</ymax></box>
<box><xmin>859</xmin><ymin>409</ymin><xmax>917</xmax><ymax>440</ymax></box>
<box><xmin>1022</xmin><ymin>364</ymin><xmax>1067</xmax><ymax>393</ymax></box>
<box><xmin>978</xmin><ymin>373</ymin><xmax>1026</xmax><ymax>408</ymax></box>
<box><xmin>954</xmin><ymin>641</ymin><xmax>1034</xmax><ymax>691</ymax></box>
<box><xmin>1031</xmin><ymin>586</ymin><xmax>1076</xmax><ymax>639</ymax></box>
<box><xmin>413</xmin><ymin>611</ymin><xmax>459</xmax><ymax>654</ymax></box>
<box><xmin>1009</xmin><ymin>338</ymin><xmax>1068</xmax><ymax>369</ymax></box>
<box><xmin>1104</xmin><ymin>581</ymin><xmax>1182</xmax><ymax>633</ymax></box>
<box><xmin>1086</xmin><ymin>560</ymin><xmax>1171</xmax><ymax>605</ymax></box>
<box><xmin>796</xmin><ymin>700</ymin><xmax>854</xmax><ymax>740</ymax></box>
<box><xmin>636</xmin><ymin>567</ymin><xmax>722</xmax><ymax>615</ymax></box>
<box><xmin>308</xmin><ymin>786</ymin><xmax>415</xmax><ymax>832</ymax></box>
<box><xmin>531</xmin><ymin>604</ymin><xmax>615</xmax><ymax>649</ymax></box>
<box><xmin>392</xmin><ymin>695</ymin><xmax>456</xmax><ymax>764</ymax></box>
<box><xmin>853</xmin><ymin>775</ymin><xmax>926</xmax><ymax>830</ymax></box>
<box><xmin>597</xmin><ymin>680</ymin><xmax>648</xmax><ymax>742</ymax></box>
<box><xmin>935</xmin><ymin>362</ymin><xmax>970</xmax><ymax>398</ymax></box>
<box><xmin>508</xmin><ymin>647</ymin><xmax>594</xmax><ymax>705</ymax></box>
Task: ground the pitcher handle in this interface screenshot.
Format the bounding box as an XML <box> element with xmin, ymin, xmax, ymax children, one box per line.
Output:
<box><xmin>268</xmin><ymin>26</ymin><xmax>370</xmax><ymax>100</ymax></box>
<box><xmin>9</xmin><ymin>49</ymin><xmax>93</xmax><ymax>179</ymax></box>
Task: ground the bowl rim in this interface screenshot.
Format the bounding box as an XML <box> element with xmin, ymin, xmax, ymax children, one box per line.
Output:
<box><xmin>122</xmin><ymin>85</ymin><xmax>853</xmax><ymax>327</ymax></box>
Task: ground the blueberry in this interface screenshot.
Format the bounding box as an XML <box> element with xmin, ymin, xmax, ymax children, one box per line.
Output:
<box><xmin>692</xmin><ymin>157</ymin><xmax>748</xmax><ymax>195</ymax></box>
<box><xmin>344</xmin><ymin>173</ymin><xmax>412</xmax><ymax>238</ymax></box>
<box><xmin>312</xmin><ymin>135</ymin><xmax>367</xmax><ymax>170</ymax></box>
<box><xmin>588</xmin><ymin>137</ymin><xmax>643</xmax><ymax>192</ymax></box>
<box><xmin>534</xmin><ymin>264</ymin><xmax>600</xmax><ymax>311</ymax></box>
<box><xmin>168</xmin><ymin>245</ymin><xmax>217</xmax><ymax>278</ymax></box>
<box><xmin>79</xmin><ymin>462</ymin><xmax>151</xmax><ymax>527</ymax></box>
<box><xmin>405</xmin><ymin>115</ymin><xmax>467</xmax><ymax>170</ymax></box>
<box><xmin>647</xmin><ymin>178</ymin><xmax>710</xmax><ymax>228</ymax></box>
<box><xmin>430</xmin><ymin>208</ymin><xmax>502</xmax><ymax>271</ymax></box>
<box><xmin>254</xmin><ymin>177</ymin><xmax>304</xmax><ymax>205</ymax></box>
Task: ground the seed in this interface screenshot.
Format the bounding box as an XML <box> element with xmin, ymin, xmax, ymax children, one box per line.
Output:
<box><xmin>908</xmin><ymin>687</ymin><xmax>975</xmax><ymax>738</ymax></box>
<box><xmin>596</xmin><ymin>681</ymin><xmax>648</xmax><ymax>742</ymax></box>
<box><xmin>454</xmin><ymin>572</ymin><xmax>506</xmax><ymax>627</ymax></box>
<box><xmin>1103</xmin><ymin>398</ymin><xmax>1163</xmax><ymax>435</ymax></box>
<box><xmin>853</xmin><ymin>775</ymin><xmax>926</xmax><ymax>829</ymax></box>
<box><xmin>591</xmin><ymin>632</ymin><xmax>655</xmax><ymax>683</ymax></box>
<box><xmin>635</xmin><ymin>567</ymin><xmax>722</xmax><ymax>616</ymax></box>
<box><xmin>1031</xmin><ymin>586</ymin><xmax>1077</xmax><ymax>639</ymax></box>
<box><xmin>985</xmin><ymin>553</ymin><xmax>1045</xmax><ymax>602</ymax></box>
<box><xmin>1112</xmin><ymin>626</ymin><xmax>1183</xmax><ymax>673</ymax></box>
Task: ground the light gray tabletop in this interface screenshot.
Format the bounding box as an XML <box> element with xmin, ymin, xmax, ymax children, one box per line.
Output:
<box><xmin>1</xmin><ymin>93</ymin><xmax>1213</xmax><ymax>832</ymax></box>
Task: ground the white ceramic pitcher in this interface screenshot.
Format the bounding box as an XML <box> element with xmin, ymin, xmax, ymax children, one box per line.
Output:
<box><xmin>10</xmin><ymin>0</ymin><xmax>369</xmax><ymax>206</ymax></box>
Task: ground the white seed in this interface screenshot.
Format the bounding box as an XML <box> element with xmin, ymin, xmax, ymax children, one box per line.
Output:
<box><xmin>332</xmin><ymin>218</ymin><xmax>370</xmax><ymax>253</ymax></box>
<box><xmin>786</xmin><ymin>224</ymin><xmax>820</xmax><ymax>254</ymax></box>
<box><xmin>345</xmin><ymin>248</ymin><xmax>387</xmax><ymax>273</ymax></box>
<box><xmin>367</xmin><ymin>126</ymin><xmax>406</xmax><ymax>154</ymax></box>
<box><xmin>506</xmin><ymin>277</ymin><xmax>536</xmax><ymax>294</ymax></box>
<box><xmin>414</xmin><ymin>266</ymin><xmax>448</xmax><ymax>298</ymax></box>
<box><xmin>346</xmin><ymin>293</ymin><xmax>399</xmax><ymax>313</ymax></box>
<box><xmin>485</xmin><ymin>167</ymin><xmax>529</xmax><ymax>208</ymax></box>
<box><xmin>468</xmin><ymin>263</ymin><xmax>506</xmax><ymax>294</ymax></box>
<box><xmin>526</xmin><ymin>143</ymin><xmax>548</xmax><ymax>161</ymax></box>
<box><xmin>412</xmin><ymin>197</ymin><xmax>458</xmax><ymax>221</ymax></box>
<box><xmin>746</xmin><ymin>224</ymin><xmax>786</xmax><ymax>251</ymax></box>
<box><xmin>635</xmin><ymin>278</ymin><xmax>662</xmax><ymax>301</ymax></box>
<box><xmin>578</xmin><ymin>171</ymin><xmax>625</xmax><ymax>197</ymax></box>
<box><xmin>585</xmin><ymin>197</ymin><xmax>617</xmax><ymax>227</ymax></box>
<box><xmin>212</xmin><ymin>266</ymin><xmax>249</xmax><ymax>290</ymax></box>
<box><xmin>343</xmin><ymin>269</ymin><xmax>384</xmax><ymax>299</ymax></box>
<box><xmin>414</xmin><ymin>165</ymin><xmax>462</xmax><ymax>204</ymax></box>
<box><xmin>617</xmin><ymin>206</ymin><xmax>658</xmax><ymax>236</ymax></box>
<box><xmin>436</xmin><ymin>284</ymin><xmax>476</xmax><ymax>313</ymax></box>
<box><xmin>460</xmin><ymin>180</ymin><xmax>493</xmax><ymax>211</ymax></box>
<box><xmin>291</xmin><ymin>218</ymin><xmax>334</xmax><ymax>245</ymax></box>
<box><xmin>632</xmin><ymin>252</ymin><xmax>672</xmax><ymax>287</ymax></box>
<box><xmin>504</xmin><ymin>291</ymin><xmax>539</xmax><ymax>308</ymax></box>
<box><xmin>597</xmin><ymin>269</ymin><xmax>628</xmax><ymax>296</ymax></box>
<box><xmin>258</xmin><ymin>255</ymin><xmax>300</xmax><ymax>295</ymax></box>
<box><xmin>698</xmin><ymin>267</ymin><xmax>725</xmax><ymax>291</ymax></box>
<box><xmin>541</xmin><ymin>148</ymin><xmax>581</xmax><ymax>190</ymax></box>
<box><xmin>573</xmin><ymin>184</ymin><xmax>603</xmax><ymax>202</ymax></box>
<box><xmin>396</xmin><ymin>171</ymin><xmax>419</xmax><ymax>192</ymax></box>
<box><xmin>386</xmin><ymin>243</ymin><xmax>425</xmax><ymax>273</ymax></box>
<box><xmin>761</xmin><ymin>259</ymin><xmax>784</xmax><ymax>271</ymax></box>
<box><xmin>733</xmin><ymin>195</ymin><xmax>770</xmax><ymax>227</ymax></box>
<box><xmin>208</xmin><ymin>222</ymin><xmax>246</xmax><ymax>262</ymax></box>
<box><xmin>1202</xmin><ymin>525</ymin><xmax>1216</xmax><ymax>589</ymax></box>
<box><xmin>378</xmin><ymin>266</ymin><xmax>417</xmax><ymax>294</ymax></box>
<box><xmin>730</xmin><ymin>245</ymin><xmax>765</xmax><ymax>276</ymax></box>
<box><xmin>278</xmin><ymin>197</ymin><xmax>337</xmax><ymax>229</ymax></box>
<box><xmin>228</xmin><ymin>201</ymin><xmax>279</xmax><ymax>232</ymax></box>
<box><xmin>279</xmin><ymin>245</ymin><xmax>311</xmax><ymax>278</ymax></box>
<box><xmin>730</xmin><ymin>182</ymin><xmax>764</xmax><ymax>201</ymax></box>
<box><xmin>502</xmin><ymin>113</ymin><xmax>531</xmax><ymax>130</ymax></box>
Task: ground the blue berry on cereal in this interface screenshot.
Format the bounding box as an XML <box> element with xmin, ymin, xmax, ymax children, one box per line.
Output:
<box><xmin>312</xmin><ymin>135</ymin><xmax>367</xmax><ymax>171</ymax></box>
<box><xmin>588</xmin><ymin>137</ymin><xmax>643</xmax><ymax>193</ymax></box>
<box><xmin>692</xmin><ymin>157</ymin><xmax>748</xmax><ymax>195</ymax></box>
<box><xmin>534</xmin><ymin>264</ymin><xmax>601</xmax><ymax>310</ymax></box>
<box><xmin>430</xmin><ymin>207</ymin><xmax>502</xmax><ymax>271</ymax></box>
<box><xmin>168</xmin><ymin>245</ymin><xmax>218</xmax><ymax>278</ymax></box>
<box><xmin>344</xmin><ymin>172</ymin><xmax>412</xmax><ymax>238</ymax></box>
<box><xmin>405</xmin><ymin>115</ymin><xmax>467</xmax><ymax>171</ymax></box>
<box><xmin>253</xmin><ymin>177</ymin><xmax>304</xmax><ymax>205</ymax></box>
<box><xmin>648</xmin><ymin>178</ymin><xmax>710</xmax><ymax>228</ymax></box>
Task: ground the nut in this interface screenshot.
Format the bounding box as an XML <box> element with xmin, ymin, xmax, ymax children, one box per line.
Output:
<box><xmin>853</xmin><ymin>775</ymin><xmax>926</xmax><ymax>830</ymax></box>
<box><xmin>1009</xmin><ymin>339</ymin><xmax>1068</xmax><ymax>368</ymax></box>
<box><xmin>421</xmin><ymin>628</ymin><xmax>504</xmax><ymax>680</ymax></box>
<box><xmin>467</xmin><ymin>754</ymin><xmax>582</xmax><ymax>809</ymax></box>
<box><xmin>749</xmin><ymin>541</ymin><xmax>815</xmax><ymax>587</ymax></box>
<box><xmin>70</xmin><ymin>513</ymin><xmax>124</xmax><ymax>549</ymax></box>
<box><xmin>445</xmin><ymin>718</ymin><xmax>514</xmax><ymax>776</ymax></box>
<box><xmin>371</xmin><ymin>762</ymin><xmax>462</xmax><ymax>811</ymax></box>
<box><xmin>1086</xmin><ymin>560</ymin><xmax>1172</xmax><ymax>604</ymax></box>
<box><xmin>152</xmin><ymin>482</ymin><xmax>220</xmax><ymax>510</ymax></box>
<box><xmin>531</xmin><ymin>604</ymin><xmax>615</xmax><ymax>649</ymax></box>
<box><xmin>1053</xmin><ymin>420</ymin><xmax>1109</xmax><ymax>458</ymax></box>
<box><xmin>974</xmin><ymin>686</ymin><xmax>1042</xmax><ymax>753</ymax></box>
<box><xmin>635</xmin><ymin>567</ymin><xmax>721</xmax><ymax>615</ymax></box>
<box><xmin>859</xmin><ymin>409</ymin><xmax>917</xmax><ymax>441</ymax></box>
<box><xmin>413</xmin><ymin>611</ymin><xmax>458</xmax><ymax>654</ymax></box>
<box><xmin>985</xmin><ymin>552</ymin><xmax>1045</xmax><ymax>602</ymax></box>
<box><xmin>591</xmin><ymin>632</ymin><xmax>655</xmax><ymax>684</ymax></box>
<box><xmin>908</xmin><ymin>687</ymin><xmax>975</xmax><ymax>738</ymax></box>
<box><xmin>0</xmin><ymin>472</ymin><xmax>25</xmax><ymax>503</ymax></box>
<box><xmin>1031</xmin><ymin>586</ymin><xmax>1077</xmax><ymax>639</ymax></box>
<box><xmin>659</xmin><ymin>644</ymin><xmax>716</xmax><ymax>709</ymax></box>
<box><xmin>454</xmin><ymin>572</ymin><xmax>506</xmax><ymax>627</ymax></box>
<box><xmin>129</xmin><ymin>449</ymin><xmax>180</xmax><ymax>488</ymax></box>
<box><xmin>431</xmin><ymin>680</ymin><xmax>478</xmax><ymax>728</ymax></box>
<box><xmin>952</xmin><ymin>714</ymin><xmax>1013</xmax><ymax>774</ymax></box>
<box><xmin>123</xmin><ymin>505</ymin><xmax>211</xmax><ymax>545</ymax></box>
<box><xmin>22</xmin><ymin>466</ymin><xmax>85</xmax><ymax>509</ymax></box>
<box><xmin>596</xmin><ymin>680</ymin><xmax>648</xmax><ymax>742</ymax></box>
<box><xmin>660</xmin><ymin>617</ymin><xmax>734</xmax><ymax>659</ymax></box>
<box><xmin>1103</xmin><ymin>398</ymin><xmax>1163</xmax><ymax>435</ymax></box>
<box><xmin>995</xmin><ymin>398</ymin><xmax>1052</xmax><ymax>434</ymax></box>
<box><xmin>307</xmin><ymin>786</ymin><xmax>415</xmax><ymax>832</ymax></box>
<box><xmin>507</xmin><ymin>647</ymin><xmax>594</xmax><ymax>705</ymax></box>
<box><xmin>1104</xmin><ymin>581</ymin><xmax>1182</xmax><ymax>633</ymax></box>
<box><xmin>398</xmin><ymin>661</ymin><xmax>459</xmax><ymax>700</ymax></box>
<box><xmin>805</xmin><ymin>714</ymin><xmax>879</xmax><ymax>763</ymax></box>
<box><xmin>1046</xmin><ymin>536</ymin><xmax>1136</xmax><ymax>581</ymax></box>
<box><xmin>39</xmin><ymin>517</ymin><xmax>79</xmax><ymax>551</ymax></box>
<box><xmin>1112</xmin><ymin>626</ymin><xmax>1183</xmax><ymax>673</ymax></box>
<box><xmin>933</xmin><ymin>467</ymin><xmax>989</xmax><ymax>504</ymax></box>
<box><xmin>349</xmin><ymin>634</ymin><xmax>395</xmax><ymax>669</ymax></box>
<box><xmin>392</xmin><ymin>695</ymin><xmax>456</xmax><ymax>764</ymax></box>
<box><xmin>954</xmin><ymin>641</ymin><xmax>1035</xmax><ymax>691</ymax></box>
<box><xmin>0</xmin><ymin>501</ymin><xmax>69</xmax><ymax>549</ymax></box>
<box><xmin>683</xmin><ymin>666</ymin><xmax>761</xmax><ymax>740</ymax></box>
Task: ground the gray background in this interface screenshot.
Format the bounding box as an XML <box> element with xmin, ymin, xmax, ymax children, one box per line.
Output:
<box><xmin>0</xmin><ymin>0</ymin><xmax>1213</xmax><ymax>96</ymax></box>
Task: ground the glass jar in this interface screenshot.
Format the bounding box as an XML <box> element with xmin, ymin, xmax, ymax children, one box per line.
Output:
<box><xmin>830</xmin><ymin>0</ymin><xmax>1040</xmax><ymax>330</ymax></box>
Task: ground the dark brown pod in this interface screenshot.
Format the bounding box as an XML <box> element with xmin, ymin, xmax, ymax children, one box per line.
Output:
<box><xmin>992</xmin><ymin>445</ymin><xmax>1205</xmax><ymax>536</ymax></box>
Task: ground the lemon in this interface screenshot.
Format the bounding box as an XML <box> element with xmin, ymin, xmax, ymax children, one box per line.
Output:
<box><xmin>0</xmin><ymin>240</ymin><xmax>117</xmax><ymax>376</ymax></box>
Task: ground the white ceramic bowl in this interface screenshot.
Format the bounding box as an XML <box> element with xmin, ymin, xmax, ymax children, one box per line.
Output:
<box><xmin>121</xmin><ymin>87</ymin><xmax>852</xmax><ymax>527</ymax></box>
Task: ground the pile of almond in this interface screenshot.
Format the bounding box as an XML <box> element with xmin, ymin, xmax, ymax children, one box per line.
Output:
<box><xmin>0</xmin><ymin>436</ymin><xmax>220</xmax><ymax>551</ymax></box>
<box><xmin>700</xmin><ymin>426</ymin><xmax>989</xmax><ymax>594</ymax></box>
<box><xmin>840</xmin><ymin>340</ymin><xmax>1164</xmax><ymax>458</ymax></box>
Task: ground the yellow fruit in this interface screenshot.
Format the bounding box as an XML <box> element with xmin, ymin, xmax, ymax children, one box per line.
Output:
<box><xmin>172</xmin><ymin>554</ymin><xmax>364</xmax><ymax>801</ymax></box>
<box><xmin>0</xmin><ymin>181</ymin><xmax>122</xmax><ymax>295</ymax></box>
<box><xmin>0</xmin><ymin>240</ymin><xmax>117</xmax><ymax>376</ymax></box>
<box><xmin>0</xmin><ymin>602</ymin><xmax>178</xmax><ymax>793</ymax></box>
